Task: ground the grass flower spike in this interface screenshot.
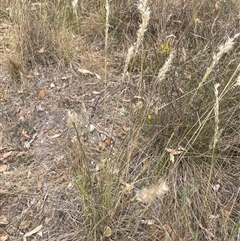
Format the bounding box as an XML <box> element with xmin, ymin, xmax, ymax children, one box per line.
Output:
<box><xmin>213</xmin><ymin>33</ymin><xmax>240</xmax><ymax>63</ymax></box>
<box><xmin>122</xmin><ymin>0</ymin><xmax>150</xmax><ymax>81</ymax></box>
<box><xmin>135</xmin><ymin>0</ymin><xmax>150</xmax><ymax>52</ymax></box>
<box><xmin>157</xmin><ymin>51</ymin><xmax>175</xmax><ymax>83</ymax></box>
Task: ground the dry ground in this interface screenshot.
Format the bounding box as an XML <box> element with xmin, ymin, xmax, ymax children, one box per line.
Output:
<box><xmin>1</xmin><ymin>1</ymin><xmax>240</xmax><ymax>241</ymax></box>
<box><xmin>0</xmin><ymin>12</ymin><xmax>150</xmax><ymax>240</ymax></box>
<box><xmin>0</xmin><ymin>15</ymin><xmax>123</xmax><ymax>240</ymax></box>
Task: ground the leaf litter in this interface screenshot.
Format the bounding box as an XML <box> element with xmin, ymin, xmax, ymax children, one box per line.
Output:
<box><xmin>0</xmin><ymin>55</ymin><xmax>142</xmax><ymax>240</ymax></box>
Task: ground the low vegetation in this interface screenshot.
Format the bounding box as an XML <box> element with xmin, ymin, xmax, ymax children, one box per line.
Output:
<box><xmin>1</xmin><ymin>0</ymin><xmax>240</xmax><ymax>240</ymax></box>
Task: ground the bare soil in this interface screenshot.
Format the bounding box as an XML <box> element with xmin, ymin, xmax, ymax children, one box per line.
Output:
<box><xmin>0</xmin><ymin>15</ymin><xmax>130</xmax><ymax>240</ymax></box>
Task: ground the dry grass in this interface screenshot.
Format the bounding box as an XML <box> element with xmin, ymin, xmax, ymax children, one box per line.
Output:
<box><xmin>1</xmin><ymin>0</ymin><xmax>240</xmax><ymax>240</ymax></box>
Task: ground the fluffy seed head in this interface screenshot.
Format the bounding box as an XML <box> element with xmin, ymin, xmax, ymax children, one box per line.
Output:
<box><xmin>157</xmin><ymin>51</ymin><xmax>175</xmax><ymax>83</ymax></box>
<box><xmin>213</xmin><ymin>33</ymin><xmax>240</xmax><ymax>63</ymax></box>
<box><xmin>135</xmin><ymin>181</ymin><xmax>169</xmax><ymax>203</ymax></box>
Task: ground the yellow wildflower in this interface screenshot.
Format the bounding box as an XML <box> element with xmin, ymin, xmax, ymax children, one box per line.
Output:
<box><xmin>147</xmin><ymin>114</ymin><xmax>152</xmax><ymax>120</ymax></box>
<box><xmin>195</xmin><ymin>17</ymin><xmax>201</xmax><ymax>23</ymax></box>
<box><xmin>160</xmin><ymin>44</ymin><xmax>170</xmax><ymax>53</ymax></box>
<box><xmin>118</xmin><ymin>19</ymin><xmax>123</xmax><ymax>25</ymax></box>
<box><xmin>0</xmin><ymin>91</ymin><xmax>4</xmax><ymax>99</ymax></box>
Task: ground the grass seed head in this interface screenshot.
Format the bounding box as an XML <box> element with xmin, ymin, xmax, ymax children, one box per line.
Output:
<box><xmin>157</xmin><ymin>51</ymin><xmax>175</xmax><ymax>83</ymax></box>
<box><xmin>235</xmin><ymin>74</ymin><xmax>240</xmax><ymax>86</ymax></box>
<box><xmin>67</xmin><ymin>110</ymin><xmax>78</xmax><ymax>127</ymax></box>
<box><xmin>213</xmin><ymin>33</ymin><xmax>240</xmax><ymax>63</ymax></box>
<box><xmin>135</xmin><ymin>181</ymin><xmax>169</xmax><ymax>203</ymax></box>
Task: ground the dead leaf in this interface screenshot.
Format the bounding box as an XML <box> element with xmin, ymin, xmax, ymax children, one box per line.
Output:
<box><xmin>141</xmin><ymin>219</ymin><xmax>155</xmax><ymax>225</ymax></box>
<box><xmin>104</xmin><ymin>137</ymin><xmax>113</xmax><ymax>146</ymax></box>
<box><xmin>121</xmin><ymin>193</ymin><xmax>131</xmax><ymax>203</ymax></box>
<box><xmin>95</xmin><ymin>159</ymin><xmax>107</xmax><ymax>172</ymax></box>
<box><xmin>166</xmin><ymin>147</ymin><xmax>185</xmax><ymax>163</ymax></box>
<box><xmin>61</xmin><ymin>75</ymin><xmax>71</xmax><ymax>80</ymax></box>
<box><xmin>95</xmin><ymin>73</ymin><xmax>101</xmax><ymax>80</ymax></box>
<box><xmin>103</xmin><ymin>226</ymin><xmax>112</xmax><ymax>237</ymax></box>
<box><xmin>95</xmin><ymin>142</ymin><xmax>106</xmax><ymax>151</ymax></box>
<box><xmin>50</xmin><ymin>133</ymin><xmax>62</xmax><ymax>139</ymax></box>
<box><xmin>16</xmin><ymin>151</ymin><xmax>26</xmax><ymax>157</ymax></box>
<box><xmin>27</xmin><ymin>171</ymin><xmax>31</xmax><ymax>179</ymax></box>
<box><xmin>92</xmin><ymin>91</ymin><xmax>100</xmax><ymax>95</ymax></box>
<box><xmin>77</xmin><ymin>68</ymin><xmax>101</xmax><ymax>79</ymax></box>
<box><xmin>38</xmin><ymin>90</ymin><xmax>45</xmax><ymax>99</ymax></box>
<box><xmin>19</xmin><ymin>220</ymin><xmax>32</xmax><ymax>230</ymax></box>
<box><xmin>0</xmin><ymin>164</ymin><xmax>7</xmax><ymax>172</ymax></box>
<box><xmin>0</xmin><ymin>217</ymin><xmax>9</xmax><ymax>225</ymax></box>
<box><xmin>121</xmin><ymin>98</ymin><xmax>131</xmax><ymax>102</ymax></box>
<box><xmin>21</xmin><ymin>129</ymin><xmax>30</xmax><ymax>140</ymax></box>
<box><xmin>0</xmin><ymin>23</ymin><xmax>11</xmax><ymax>29</ymax></box>
<box><xmin>24</xmin><ymin>141</ymin><xmax>30</xmax><ymax>149</ymax></box>
<box><xmin>132</xmin><ymin>96</ymin><xmax>145</xmax><ymax>111</ymax></box>
<box><xmin>122</xmin><ymin>125</ymin><xmax>130</xmax><ymax>132</ymax></box>
<box><xmin>37</xmin><ymin>47</ymin><xmax>45</xmax><ymax>53</ymax></box>
<box><xmin>121</xmin><ymin>181</ymin><xmax>134</xmax><ymax>194</ymax></box>
<box><xmin>119</xmin><ymin>181</ymin><xmax>134</xmax><ymax>203</ymax></box>
<box><xmin>213</xmin><ymin>183</ymin><xmax>220</xmax><ymax>192</ymax></box>
<box><xmin>163</xmin><ymin>222</ymin><xmax>171</xmax><ymax>230</ymax></box>
<box><xmin>100</xmin><ymin>133</ymin><xmax>107</xmax><ymax>141</ymax></box>
<box><xmin>23</xmin><ymin>224</ymin><xmax>42</xmax><ymax>241</ymax></box>
<box><xmin>132</xmin><ymin>100</ymin><xmax>144</xmax><ymax>112</ymax></box>
<box><xmin>223</xmin><ymin>209</ymin><xmax>231</xmax><ymax>217</ymax></box>
<box><xmin>38</xmin><ymin>230</ymin><xmax>43</xmax><ymax>238</ymax></box>
<box><xmin>0</xmin><ymin>234</ymin><xmax>8</xmax><ymax>241</ymax></box>
<box><xmin>26</xmin><ymin>67</ymin><xmax>39</xmax><ymax>78</ymax></box>
<box><xmin>0</xmin><ymin>151</ymin><xmax>13</xmax><ymax>161</ymax></box>
<box><xmin>88</xmin><ymin>124</ymin><xmax>95</xmax><ymax>133</ymax></box>
<box><xmin>33</xmin><ymin>68</ymin><xmax>39</xmax><ymax>76</ymax></box>
<box><xmin>37</xmin><ymin>180</ymin><xmax>43</xmax><ymax>191</ymax></box>
<box><xmin>44</xmin><ymin>217</ymin><xmax>51</xmax><ymax>225</ymax></box>
<box><xmin>26</xmin><ymin>74</ymin><xmax>34</xmax><ymax>79</ymax></box>
<box><xmin>134</xmin><ymin>95</ymin><xmax>144</xmax><ymax>99</ymax></box>
<box><xmin>78</xmin><ymin>68</ymin><xmax>93</xmax><ymax>75</ymax></box>
<box><xmin>0</xmin><ymin>189</ymin><xmax>8</xmax><ymax>195</ymax></box>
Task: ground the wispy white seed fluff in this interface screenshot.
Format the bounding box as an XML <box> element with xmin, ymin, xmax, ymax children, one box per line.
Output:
<box><xmin>213</xmin><ymin>33</ymin><xmax>240</xmax><ymax>63</ymax></box>
<box><xmin>135</xmin><ymin>181</ymin><xmax>169</xmax><ymax>203</ymax></box>
<box><xmin>72</xmin><ymin>0</ymin><xmax>78</xmax><ymax>9</ymax></box>
<box><xmin>67</xmin><ymin>110</ymin><xmax>78</xmax><ymax>127</ymax></box>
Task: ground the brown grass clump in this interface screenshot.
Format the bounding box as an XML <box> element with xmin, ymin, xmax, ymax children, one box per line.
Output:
<box><xmin>4</xmin><ymin>0</ymin><xmax>82</xmax><ymax>68</ymax></box>
<box><xmin>5</xmin><ymin>56</ymin><xmax>23</xmax><ymax>82</ymax></box>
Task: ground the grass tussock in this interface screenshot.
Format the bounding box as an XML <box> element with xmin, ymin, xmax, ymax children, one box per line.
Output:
<box><xmin>4</xmin><ymin>0</ymin><xmax>82</xmax><ymax>67</ymax></box>
<box><xmin>2</xmin><ymin>0</ymin><xmax>240</xmax><ymax>240</ymax></box>
<box><xmin>5</xmin><ymin>56</ymin><xmax>23</xmax><ymax>82</ymax></box>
